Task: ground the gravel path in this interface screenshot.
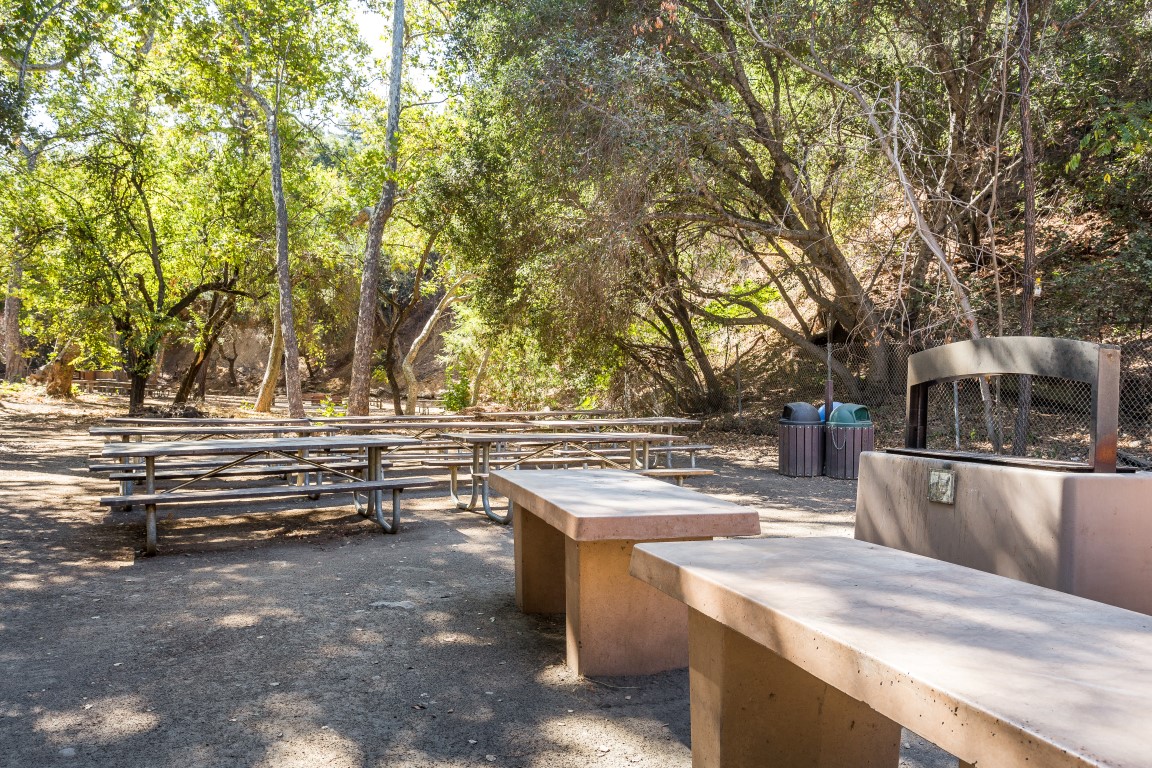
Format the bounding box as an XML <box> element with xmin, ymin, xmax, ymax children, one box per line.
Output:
<box><xmin>0</xmin><ymin>402</ymin><xmax>955</xmax><ymax>767</ymax></box>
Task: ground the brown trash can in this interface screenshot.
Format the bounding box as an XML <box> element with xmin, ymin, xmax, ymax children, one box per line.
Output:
<box><xmin>779</xmin><ymin>402</ymin><xmax>823</xmax><ymax>477</ymax></box>
<box><xmin>824</xmin><ymin>403</ymin><xmax>875</xmax><ymax>480</ymax></box>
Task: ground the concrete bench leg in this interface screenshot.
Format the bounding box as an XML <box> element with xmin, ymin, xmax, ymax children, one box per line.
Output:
<box><xmin>513</xmin><ymin>503</ymin><xmax>566</xmax><ymax>613</ymax></box>
<box><xmin>688</xmin><ymin>609</ymin><xmax>900</xmax><ymax>768</ymax></box>
<box><xmin>565</xmin><ymin>536</ymin><xmax>703</xmax><ymax>676</ymax></box>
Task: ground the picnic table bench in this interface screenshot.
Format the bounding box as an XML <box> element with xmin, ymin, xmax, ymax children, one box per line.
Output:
<box><xmin>630</xmin><ymin>536</ymin><xmax>1152</xmax><ymax>768</ymax></box>
<box><xmin>489</xmin><ymin>470</ymin><xmax>759</xmax><ymax>676</ymax></box>
<box><xmin>526</xmin><ymin>416</ymin><xmax>700</xmax><ymax>431</ymax></box>
<box><xmin>446</xmin><ymin>432</ymin><xmax>689</xmax><ymax>523</ymax></box>
<box><xmin>474</xmin><ymin>409</ymin><xmax>622</xmax><ymax>420</ymax></box>
<box><xmin>102</xmin><ymin>457</ymin><xmax>388</xmax><ymax>503</ymax></box>
<box><xmin>98</xmin><ymin>435</ymin><xmax>428</xmax><ymax>554</ymax></box>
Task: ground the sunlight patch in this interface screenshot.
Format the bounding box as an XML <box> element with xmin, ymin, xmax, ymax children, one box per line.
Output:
<box><xmin>35</xmin><ymin>695</ymin><xmax>159</xmax><ymax>745</ymax></box>
<box><xmin>254</xmin><ymin>729</ymin><xmax>364</xmax><ymax>768</ymax></box>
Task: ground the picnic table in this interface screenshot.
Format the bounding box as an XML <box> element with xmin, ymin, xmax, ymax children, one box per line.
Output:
<box><xmin>103</xmin><ymin>417</ymin><xmax>311</xmax><ymax>426</ymax></box>
<box><xmin>90</xmin><ymin>424</ymin><xmax>338</xmax><ymax>441</ymax></box>
<box><xmin>490</xmin><ymin>469</ymin><xmax>759</xmax><ymax>675</ymax></box>
<box><xmin>310</xmin><ymin>414</ymin><xmax>475</xmax><ymax>423</ymax></box>
<box><xmin>440</xmin><ymin>431</ymin><xmax>687</xmax><ymax>523</ymax></box>
<box><xmin>100</xmin><ymin>435</ymin><xmax>421</xmax><ymax>554</ymax></box>
<box><xmin>476</xmin><ymin>409</ymin><xmax>621</xmax><ymax>420</ymax></box>
<box><xmin>323</xmin><ymin>420</ymin><xmax>531</xmax><ymax>439</ymax></box>
<box><xmin>526</xmin><ymin>416</ymin><xmax>700</xmax><ymax>431</ymax></box>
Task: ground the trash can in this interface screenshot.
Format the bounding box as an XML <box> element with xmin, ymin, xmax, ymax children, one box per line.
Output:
<box><xmin>778</xmin><ymin>402</ymin><xmax>823</xmax><ymax>477</ymax></box>
<box><xmin>824</xmin><ymin>403</ymin><xmax>875</xmax><ymax>480</ymax></box>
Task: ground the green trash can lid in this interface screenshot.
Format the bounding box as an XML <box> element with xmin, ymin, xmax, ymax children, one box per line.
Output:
<box><xmin>828</xmin><ymin>403</ymin><xmax>872</xmax><ymax>426</ymax></box>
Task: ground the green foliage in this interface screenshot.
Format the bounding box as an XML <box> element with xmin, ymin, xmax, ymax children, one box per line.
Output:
<box><xmin>1066</xmin><ymin>100</ymin><xmax>1152</xmax><ymax>176</ymax></box>
<box><xmin>316</xmin><ymin>395</ymin><xmax>346</xmax><ymax>417</ymax></box>
<box><xmin>441</xmin><ymin>375</ymin><xmax>471</xmax><ymax>411</ymax></box>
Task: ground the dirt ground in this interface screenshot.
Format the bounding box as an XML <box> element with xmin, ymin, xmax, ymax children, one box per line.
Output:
<box><xmin>0</xmin><ymin>394</ymin><xmax>956</xmax><ymax>767</ymax></box>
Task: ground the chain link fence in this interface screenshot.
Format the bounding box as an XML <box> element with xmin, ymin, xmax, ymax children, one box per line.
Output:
<box><xmin>819</xmin><ymin>338</ymin><xmax>1152</xmax><ymax>470</ymax></box>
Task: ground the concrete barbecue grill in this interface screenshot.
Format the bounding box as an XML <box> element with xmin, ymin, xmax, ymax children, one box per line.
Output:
<box><xmin>895</xmin><ymin>336</ymin><xmax>1122</xmax><ymax>472</ymax></box>
<box><xmin>855</xmin><ymin>336</ymin><xmax>1152</xmax><ymax>616</ymax></box>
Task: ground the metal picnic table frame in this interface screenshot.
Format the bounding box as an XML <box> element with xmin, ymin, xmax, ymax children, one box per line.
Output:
<box><xmin>438</xmin><ymin>431</ymin><xmax>688</xmax><ymax>524</ymax></box>
<box><xmin>100</xmin><ymin>435</ymin><xmax>419</xmax><ymax>553</ymax></box>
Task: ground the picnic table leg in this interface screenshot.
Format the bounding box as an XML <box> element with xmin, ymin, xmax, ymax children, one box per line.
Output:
<box><xmin>642</xmin><ymin>441</ymin><xmax>650</xmax><ymax>470</ymax></box>
<box><xmin>447</xmin><ymin>466</ymin><xmax>464</xmax><ymax>507</ymax></box>
<box><xmin>144</xmin><ymin>456</ymin><xmax>158</xmax><ymax>556</ymax></box>
<box><xmin>367</xmin><ymin>446</ymin><xmax>399</xmax><ymax>534</ymax></box>
<box><xmin>457</xmin><ymin>446</ymin><xmax>482</xmax><ymax>510</ymax></box>
<box><xmin>565</xmin><ymin>537</ymin><xmax>704</xmax><ymax>676</ymax></box>
<box><xmin>478</xmin><ymin>443</ymin><xmax>511</xmax><ymax>525</ymax></box>
<box><xmin>513</xmin><ymin>503</ymin><xmax>565</xmax><ymax>612</ymax></box>
<box><xmin>686</xmin><ymin>608</ymin><xmax>900</xmax><ymax>768</ymax></box>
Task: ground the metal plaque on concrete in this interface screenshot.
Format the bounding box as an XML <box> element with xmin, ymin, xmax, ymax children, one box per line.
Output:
<box><xmin>927</xmin><ymin>469</ymin><xmax>955</xmax><ymax>505</ymax></box>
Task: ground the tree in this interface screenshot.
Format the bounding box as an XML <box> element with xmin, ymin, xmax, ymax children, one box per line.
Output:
<box><xmin>349</xmin><ymin>0</ymin><xmax>407</xmax><ymax>416</ymax></box>
<box><xmin>188</xmin><ymin>0</ymin><xmax>365</xmax><ymax>417</ymax></box>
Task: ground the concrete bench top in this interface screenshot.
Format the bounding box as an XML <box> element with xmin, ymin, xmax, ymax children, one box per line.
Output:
<box><xmin>490</xmin><ymin>469</ymin><xmax>759</xmax><ymax>541</ymax></box>
<box><xmin>102</xmin><ymin>435</ymin><xmax>418</xmax><ymax>459</ymax></box>
<box><xmin>630</xmin><ymin>536</ymin><xmax>1152</xmax><ymax>768</ymax></box>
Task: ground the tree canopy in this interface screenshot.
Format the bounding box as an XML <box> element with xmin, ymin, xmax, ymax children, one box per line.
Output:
<box><xmin>2</xmin><ymin>0</ymin><xmax>1150</xmax><ymax>414</ymax></box>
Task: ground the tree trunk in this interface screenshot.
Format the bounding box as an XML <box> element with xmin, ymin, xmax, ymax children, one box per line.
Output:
<box><xmin>43</xmin><ymin>362</ymin><xmax>74</xmax><ymax>397</ymax></box>
<box><xmin>43</xmin><ymin>342</ymin><xmax>80</xmax><ymax>398</ymax></box>
<box><xmin>264</xmin><ymin>111</ymin><xmax>306</xmax><ymax>418</ymax></box>
<box><xmin>402</xmin><ymin>285</ymin><xmax>462</xmax><ymax>415</ymax></box>
<box><xmin>383</xmin><ymin>342</ymin><xmax>404</xmax><ymax>415</ymax></box>
<box><xmin>254</xmin><ymin>314</ymin><xmax>284</xmax><ymax>412</ymax></box>
<box><xmin>128</xmin><ymin>372</ymin><xmax>148</xmax><ymax>412</ymax></box>
<box><xmin>196</xmin><ymin>347</ymin><xmax>213</xmax><ymax>402</ymax></box>
<box><xmin>175</xmin><ymin>338</ymin><xmax>218</xmax><ymax>404</ymax></box>
<box><xmin>1013</xmin><ymin>0</ymin><xmax>1037</xmax><ymax>456</ymax></box>
<box><xmin>348</xmin><ymin>0</ymin><xmax>407</xmax><ymax>416</ymax></box>
<box><xmin>239</xmin><ymin>77</ymin><xmax>306</xmax><ymax>418</ymax></box>
<box><xmin>2</xmin><ymin>259</ymin><xmax>25</xmax><ymax>381</ymax></box>
<box><xmin>469</xmin><ymin>346</ymin><xmax>492</xmax><ymax>407</ymax></box>
<box><xmin>174</xmin><ymin>297</ymin><xmax>234</xmax><ymax>405</ymax></box>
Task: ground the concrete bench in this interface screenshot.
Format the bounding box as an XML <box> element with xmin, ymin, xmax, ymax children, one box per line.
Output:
<box><xmin>489</xmin><ymin>469</ymin><xmax>760</xmax><ymax>676</ymax></box>
<box><xmin>630</xmin><ymin>536</ymin><xmax>1152</xmax><ymax>768</ymax></box>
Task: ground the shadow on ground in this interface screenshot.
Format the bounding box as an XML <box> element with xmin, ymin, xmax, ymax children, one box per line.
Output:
<box><xmin>0</xmin><ymin>413</ymin><xmax>955</xmax><ymax>768</ymax></box>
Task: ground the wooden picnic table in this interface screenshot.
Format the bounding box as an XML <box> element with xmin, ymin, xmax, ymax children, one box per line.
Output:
<box><xmin>100</xmin><ymin>435</ymin><xmax>420</xmax><ymax>553</ymax></box>
<box><xmin>91</xmin><ymin>424</ymin><xmax>338</xmax><ymax>441</ymax></box>
<box><xmin>439</xmin><ymin>431</ymin><xmax>687</xmax><ymax>523</ymax></box>
<box><xmin>490</xmin><ymin>469</ymin><xmax>759</xmax><ymax>675</ymax></box>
